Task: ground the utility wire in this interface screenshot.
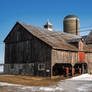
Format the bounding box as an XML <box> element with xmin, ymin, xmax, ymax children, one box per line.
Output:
<box><xmin>80</xmin><ymin>25</ymin><xmax>92</xmax><ymax>29</ymax></box>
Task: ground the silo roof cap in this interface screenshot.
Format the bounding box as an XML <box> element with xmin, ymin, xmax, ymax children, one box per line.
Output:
<box><xmin>64</xmin><ymin>15</ymin><xmax>78</xmax><ymax>19</ymax></box>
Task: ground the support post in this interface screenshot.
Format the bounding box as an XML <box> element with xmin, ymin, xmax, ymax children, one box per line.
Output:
<box><xmin>66</xmin><ymin>67</ymin><xmax>69</xmax><ymax>76</ymax></box>
<box><xmin>79</xmin><ymin>68</ymin><xmax>81</xmax><ymax>74</ymax></box>
<box><xmin>72</xmin><ymin>67</ymin><xmax>75</xmax><ymax>76</ymax></box>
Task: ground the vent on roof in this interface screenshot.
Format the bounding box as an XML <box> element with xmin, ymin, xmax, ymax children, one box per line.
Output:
<box><xmin>44</xmin><ymin>21</ymin><xmax>53</xmax><ymax>31</ymax></box>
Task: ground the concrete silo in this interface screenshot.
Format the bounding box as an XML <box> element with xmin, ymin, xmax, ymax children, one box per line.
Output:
<box><xmin>63</xmin><ymin>15</ymin><xmax>80</xmax><ymax>35</ymax></box>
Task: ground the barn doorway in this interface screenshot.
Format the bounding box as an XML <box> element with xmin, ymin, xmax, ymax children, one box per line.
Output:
<box><xmin>53</xmin><ymin>63</ymin><xmax>72</xmax><ymax>76</ymax></box>
<box><xmin>74</xmin><ymin>63</ymin><xmax>87</xmax><ymax>74</ymax></box>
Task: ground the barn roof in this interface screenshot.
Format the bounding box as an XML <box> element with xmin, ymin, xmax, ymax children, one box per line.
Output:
<box><xmin>83</xmin><ymin>45</ymin><xmax>92</xmax><ymax>52</ymax></box>
<box><xmin>18</xmin><ymin>22</ymin><xmax>79</xmax><ymax>51</ymax></box>
<box><xmin>4</xmin><ymin>22</ymin><xmax>92</xmax><ymax>52</ymax></box>
<box><xmin>84</xmin><ymin>31</ymin><xmax>92</xmax><ymax>44</ymax></box>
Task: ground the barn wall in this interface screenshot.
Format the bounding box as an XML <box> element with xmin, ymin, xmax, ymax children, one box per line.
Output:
<box><xmin>51</xmin><ymin>49</ymin><xmax>78</xmax><ymax>67</ymax></box>
<box><xmin>4</xmin><ymin>24</ymin><xmax>52</xmax><ymax>77</ymax></box>
<box><xmin>51</xmin><ymin>49</ymin><xmax>92</xmax><ymax>75</ymax></box>
<box><xmin>85</xmin><ymin>53</ymin><xmax>92</xmax><ymax>74</ymax></box>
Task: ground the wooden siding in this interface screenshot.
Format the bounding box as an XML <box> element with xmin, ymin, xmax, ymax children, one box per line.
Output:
<box><xmin>51</xmin><ymin>49</ymin><xmax>92</xmax><ymax>74</ymax></box>
<box><xmin>51</xmin><ymin>49</ymin><xmax>78</xmax><ymax>67</ymax></box>
<box><xmin>85</xmin><ymin>53</ymin><xmax>92</xmax><ymax>73</ymax></box>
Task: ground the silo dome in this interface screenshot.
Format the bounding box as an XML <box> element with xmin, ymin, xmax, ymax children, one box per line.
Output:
<box><xmin>63</xmin><ymin>15</ymin><xmax>80</xmax><ymax>35</ymax></box>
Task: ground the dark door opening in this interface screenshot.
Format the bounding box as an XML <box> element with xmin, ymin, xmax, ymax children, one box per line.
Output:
<box><xmin>53</xmin><ymin>63</ymin><xmax>72</xmax><ymax>76</ymax></box>
<box><xmin>74</xmin><ymin>63</ymin><xmax>87</xmax><ymax>74</ymax></box>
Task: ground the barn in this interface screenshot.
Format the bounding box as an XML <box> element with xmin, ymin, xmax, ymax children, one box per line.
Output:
<box><xmin>4</xmin><ymin>15</ymin><xmax>92</xmax><ymax>77</ymax></box>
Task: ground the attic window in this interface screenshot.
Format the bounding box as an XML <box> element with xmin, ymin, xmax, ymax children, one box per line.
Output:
<box><xmin>38</xmin><ymin>64</ymin><xmax>45</xmax><ymax>71</ymax></box>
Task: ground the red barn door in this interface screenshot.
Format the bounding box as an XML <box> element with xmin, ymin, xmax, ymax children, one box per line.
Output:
<box><xmin>78</xmin><ymin>52</ymin><xmax>85</xmax><ymax>62</ymax></box>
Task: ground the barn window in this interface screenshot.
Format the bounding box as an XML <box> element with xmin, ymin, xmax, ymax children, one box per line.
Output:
<box><xmin>38</xmin><ymin>64</ymin><xmax>45</xmax><ymax>71</ymax></box>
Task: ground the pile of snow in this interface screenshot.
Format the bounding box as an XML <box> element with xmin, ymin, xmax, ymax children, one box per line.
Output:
<box><xmin>69</xmin><ymin>74</ymin><xmax>92</xmax><ymax>81</ymax></box>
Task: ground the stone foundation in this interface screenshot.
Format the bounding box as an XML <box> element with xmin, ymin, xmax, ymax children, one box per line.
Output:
<box><xmin>4</xmin><ymin>63</ymin><xmax>34</xmax><ymax>76</ymax></box>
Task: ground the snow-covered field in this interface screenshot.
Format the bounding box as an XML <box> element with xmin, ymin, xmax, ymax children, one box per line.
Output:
<box><xmin>0</xmin><ymin>65</ymin><xmax>3</xmax><ymax>73</ymax></box>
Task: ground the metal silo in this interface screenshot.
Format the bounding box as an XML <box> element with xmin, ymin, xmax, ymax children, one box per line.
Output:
<box><xmin>63</xmin><ymin>15</ymin><xmax>80</xmax><ymax>35</ymax></box>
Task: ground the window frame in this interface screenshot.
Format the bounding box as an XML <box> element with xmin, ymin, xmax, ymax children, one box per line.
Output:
<box><xmin>38</xmin><ymin>64</ymin><xmax>45</xmax><ymax>71</ymax></box>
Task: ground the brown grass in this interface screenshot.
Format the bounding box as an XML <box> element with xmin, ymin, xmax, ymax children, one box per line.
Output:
<box><xmin>0</xmin><ymin>74</ymin><xmax>80</xmax><ymax>86</ymax></box>
<box><xmin>0</xmin><ymin>75</ymin><xmax>72</xmax><ymax>86</ymax></box>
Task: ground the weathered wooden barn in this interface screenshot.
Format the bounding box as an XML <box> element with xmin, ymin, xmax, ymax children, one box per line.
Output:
<box><xmin>4</xmin><ymin>21</ymin><xmax>92</xmax><ymax>77</ymax></box>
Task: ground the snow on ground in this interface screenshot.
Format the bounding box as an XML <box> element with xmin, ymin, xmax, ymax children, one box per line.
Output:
<box><xmin>0</xmin><ymin>65</ymin><xmax>3</xmax><ymax>73</ymax></box>
<box><xmin>0</xmin><ymin>82</ymin><xmax>64</xmax><ymax>92</ymax></box>
<box><xmin>68</xmin><ymin>74</ymin><xmax>92</xmax><ymax>81</ymax></box>
<box><xmin>57</xmin><ymin>74</ymin><xmax>92</xmax><ymax>92</ymax></box>
<box><xmin>77</xmin><ymin>83</ymin><xmax>92</xmax><ymax>92</ymax></box>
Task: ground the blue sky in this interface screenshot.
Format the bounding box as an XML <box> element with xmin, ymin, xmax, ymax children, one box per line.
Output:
<box><xmin>0</xmin><ymin>0</ymin><xmax>92</xmax><ymax>63</ymax></box>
